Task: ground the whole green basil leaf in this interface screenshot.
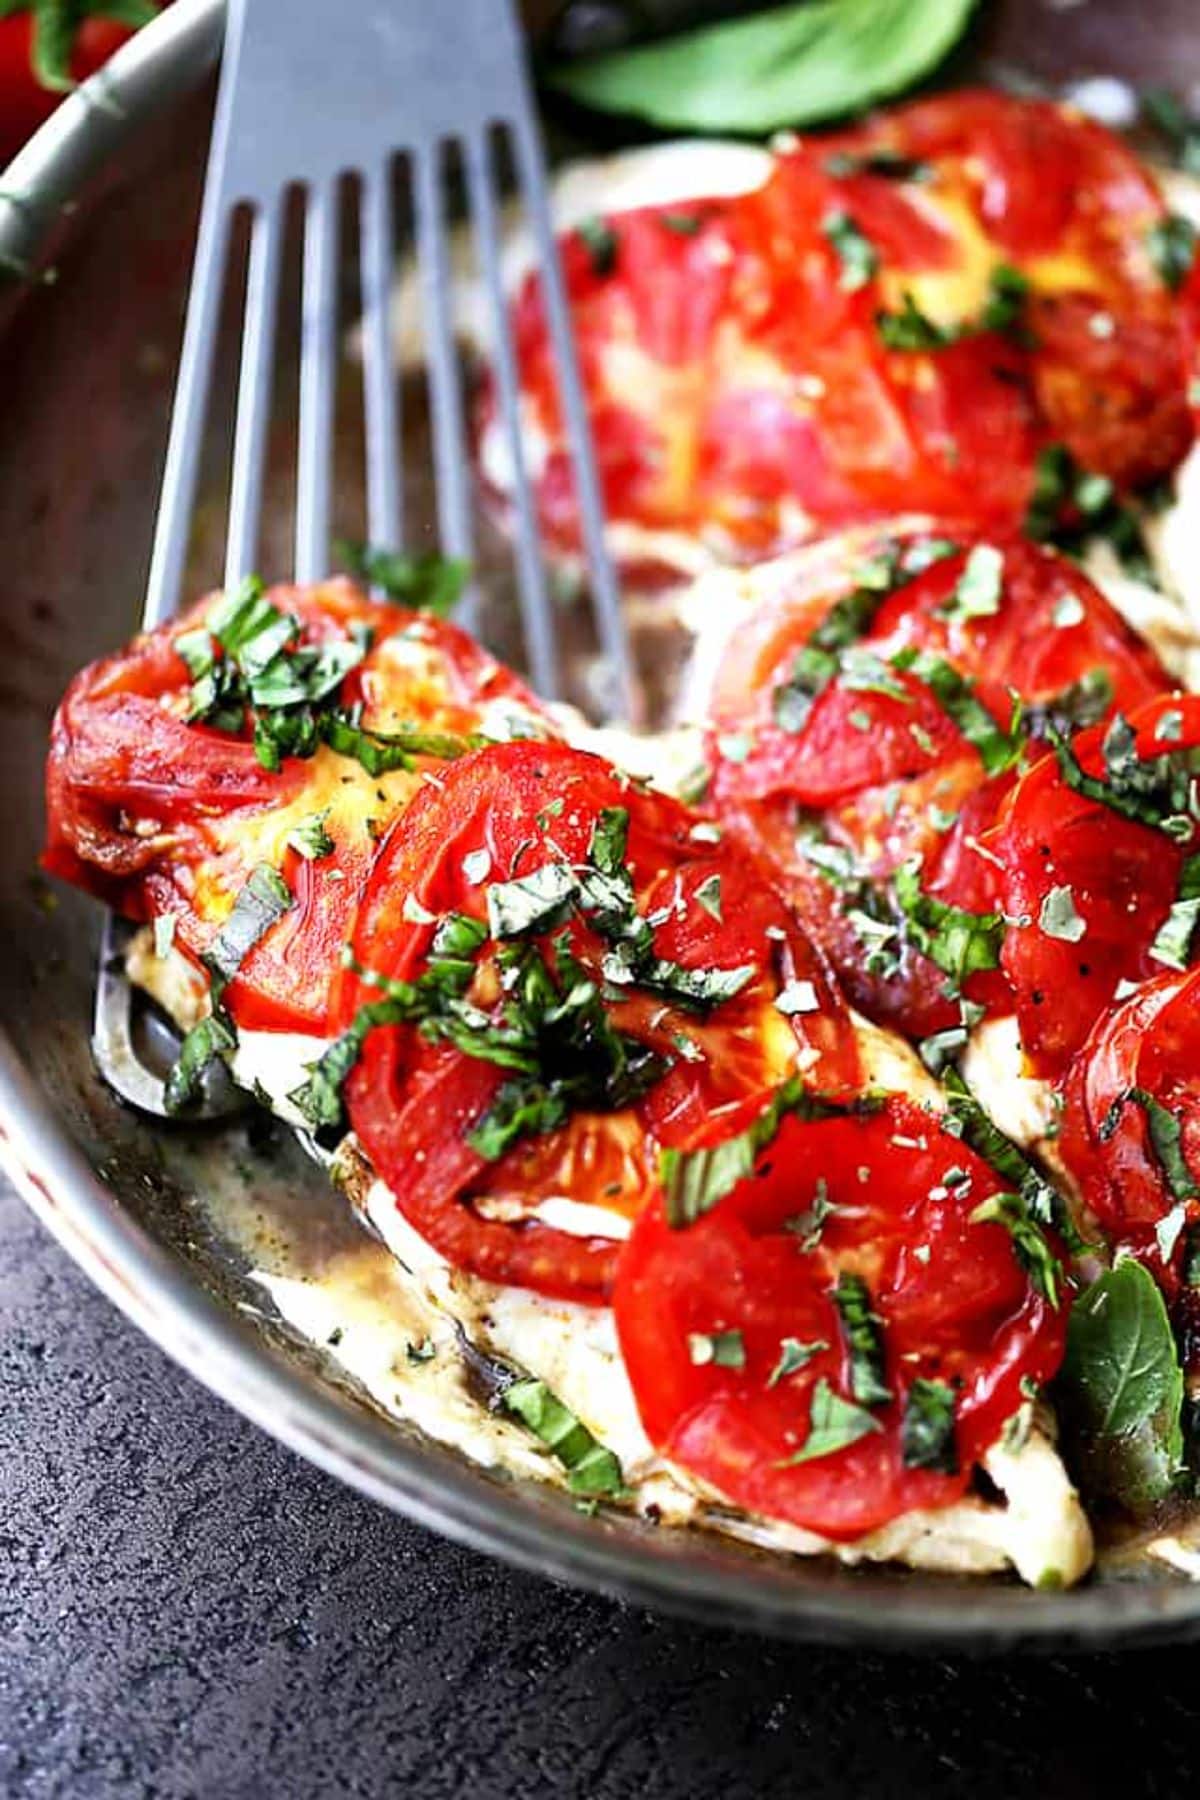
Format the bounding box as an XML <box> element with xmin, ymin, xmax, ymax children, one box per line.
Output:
<box><xmin>543</xmin><ymin>0</ymin><xmax>979</xmax><ymax>135</ymax></box>
<box><xmin>1056</xmin><ymin>1259</ymin><xmax>1184</xmax><ymax>1515</ymax></box>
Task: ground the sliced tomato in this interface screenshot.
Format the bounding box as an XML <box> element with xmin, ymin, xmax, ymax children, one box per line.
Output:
<box><xmin>483</xmin><ymin>92</ymin><xmax>1195</xmax><ymax>574</ymax></box>
<box><xmin>43</xmin><ymin>579</ymin><xmax>554</xmax><ymax>1032</ymax></box>
<box><xmin>614</xmin><ymin>1094</ymin><xmax>1067</xmax><ymax>1540</ymax></box>
<box><xmin>335</xmin><ymin>741</ymin><xmax>859</xmax><ymax>1304</ymax></box>
<box><xmin>1060</xmin><ymin>968</ymin><xmax>1200</xmax><ymax>1295</ymax></box>
<box><xmin>704</xmin><ymin>532</ymin><xmax>1173</xmax><ymax>1041</ymax></box>
<box><xmin>982</xmin><ymin>694</ymin><xmax>1200</xmax><ymax>1077</ymax></box>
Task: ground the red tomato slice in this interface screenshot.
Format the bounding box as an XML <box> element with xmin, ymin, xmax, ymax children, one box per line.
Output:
<box><xmin>614</xmin><ymin>1094</ymin><xmax>1067</xmax><ymax>1540</ymax></box>
<box><xmin>335</xmin><ymin>741</ymin><xmax>859</xmax><ymax>1304</ymax></box>
<box><xmin>483</xmin><ymin>92</ymin><xmax>1195</xmax><ymax>574</ymax></box>
<box><xmin>704</xmin><ymin>532</ymin><xmax>1173</xmax><ymax>1041</ymax></box>
<box><xmin>982</xmin><ymin>694</ymin><xmax>1200</xmax><ymax>1077</ymax></box>
<box><xmin>1060</xmin><ymin>968</ymin><xmax>1200</xmax><ymax>1295</ymax></box>
<box><xmin>43</xmin><ymin>580</ymin><xmax>553</xmax><ymax>1032</ymax></box>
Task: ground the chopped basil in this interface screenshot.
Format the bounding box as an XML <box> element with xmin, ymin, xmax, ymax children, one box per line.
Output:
<box><xmin>661</xmin><ymin>1080</ymin><xmax>872</xmax><ymax>1227</ymax></box>
<box><xmin>166</xmin><ymin>863</ymin><xmax>294</xmax><ymax>1113</ymax></box>
<box><xmin>694</xmin><ymin>873</ymin><xmax>723</xmax><ymax>921</ymax></box>
<box><xmin>821</xmin><ymin>208</ymin><xmax>879</xmax><ymax>291</ymax></box>
<box><xmin>1050</xmin><ymin>713</ymin><xmax>1200</xmax><ymax>840</ymax></box>
<box><xmin>1056</xmin><ymin>1258</ymin><xmax>1184</xmax><ymax>1514</ymax></box>
<box><xmin>830</xmin><ymin>1272</ymin><xmax>892</xmax><ymax>1406</ymax></box>
<box><xmin>767</xmin><ymin>1337</ymin><xmax>828</xmax><ymax>1387</ymax></box>
<box><xmin>576</xmin><ymin>215</ymin><xmax>617</xmax><ymax>277</ymax></box>
<box><xmin>943</xmin><ymin>1067</ymin><xmax>1080</xmax><ymax>1282</ymax></box>
<box><xmin>163</xmin><ymin>1012</ymin><xmax>237</xmax><ymax>1116</ymax></box>
<box><xmin>1146</xmin><ymin>212</ymin><xmax>1198</xmax><ymax>291</ymax></box>
<box><xmin>970</xmin><ymin>1189</ymin><xmax>1064</xmax><ymax>1308</ymax></box>
<box><xmin>1149</xmin><ymin>854</ymin><xmax>1200</xmax><ymax>970</ymax></box>
<box><xmin>875</xmin><ymin>290</ymin><xmax>947</xmax><ymax>351</ymax></box>
<box><xmin>1024</xmin><ymin>443</ymin><xmax>1159</xmax><ymax>583</ymax></box>
<box><xmin>203</xmin><ymin>864</ymin><xmax>293</xmax><ymax>1001</ymax></box>
<box><xmin>501</xmin><ymin>1378</ymin><xmax>626</xmax><ymax>1497</ymax></box>
<box><xmin>1024</xmin><ymin>668</ymin><xmax>1114</xmax><ymax>740</ymax></box>
<box><xmin>1142</xmin><ymin>89</ymin><xmax>1200</xmax><ymax>176</ymax></box>
<box><xmin>770</xmin><ymin>536</ymin><xmax>958</xmax><ymax>734</ymax></box>
<box><xmin>890</xmin><ymin>647</ymin><xmax>1023</xmax><ymax>774</ymax></box>
<box><xmin>876</xmin><ymin>264</ymin><xmax>1029</xmax><ymax>353</ymax></box>
<box><xmin>893</xmin><ymin>858</ymin><xmax>1004</xmax><ymax>987</ymax></box>
<box><xmin>824</xmin><ymin>150</ymin><xmax>932</xmax><ymax>182</ymax></box>
<box><xmin>1119</xmin><ymin>1089</ymin><xmax>1200</xmax><ymax>1202</ymax></box>
<box><xmin>336</xmin><ymin>541</ymin><xmax>467</xmax><ymax>616</ymax></box>
<box><xmin>688</xmin><ymin>1329</ymin><xmax>746</xmax><ymax>1369</ymax></box>
<box><xmin>405</xmin><ymin>1337</ymin><xmax>437</xmax><ymax>1364</ymax></box>
<box><xmin>901</xmin><ymin>1377</ymin><xmax>958</xmax><ymax>1473</ymax></box>
<box><xmin>588</xmin><ymin>806</ymin><xmax>629</xmax><ymax>876</ymax></box>
<box><xmin>942</xmin><ymin>543</ymin><xmax>1003</xmax><ymax>622</ymax></box>
<box><xmin>1038</xmin><ymin>884</ymin><xmax>1086</xmax><ymax>944</ymax></box>
<box><xmin>486</xmin><ymin>863</ymin><xmax>579</xmax><ymax>940</ymax></box>
<box><xmin>661</xmin><ymin>210</ymin><xmax>703</xmax><ymax>235</ymax></box>
<box><xmin>780</xmin><ymin>1378</ymin><xmax>881</xmax><ymax>1466</ymax></box>
<box><xmin>286</xmin><ymin>810</ymin><xmax>335</xmax><ymax>861</ymax></box>
<box><xmin>181</xmin><ymin>578</ymin><xmax>481</xmax><ymax>777</ymax></box>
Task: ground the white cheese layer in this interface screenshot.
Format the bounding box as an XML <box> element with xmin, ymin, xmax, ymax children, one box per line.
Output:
<box><xmin>209</xmin><ymin>997</ymin><xmax>1090</xmax><ymax>1586</ymax></box>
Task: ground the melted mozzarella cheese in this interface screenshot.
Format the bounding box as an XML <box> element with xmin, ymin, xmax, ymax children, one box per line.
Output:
<box><xmin>352</xmin><ymin>139</ymin><xmax>772</xmax><ymax>375</ymax></box>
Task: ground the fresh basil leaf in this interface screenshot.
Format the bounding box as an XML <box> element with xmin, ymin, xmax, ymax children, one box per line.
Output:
<box><xmin>1122</xmin><ymin>1089</ymin><xmax>1200</xmax><ymax>1202</ymax></box>
<box><xmin>942</xmin><ymin>543</ymin><xmax>1003</xmax><ymax>622</ymax></box>
<box><xmin>1024</xmin><ymin>668</ymin><xmax>1114</xmax><ymax>740</ymax></box>
<box><xmin>1142</xmin><ymin>89</ymin><xmax>1200</xmax><ymax>176</ymax></box>
<box><xmin>1056</xmin><ymin>1258</ymin><xmax>1184</xmax><ymax>1514</ymax></box>
<box><xmin>893</xmin><ymin>858</ymin><xmax>1004</xmax><ymax>987</ymax></box>
<box><xmin>1146</xmin><ymin>213</ymin><xmax>1198</xmax><ymax>291</ymax></box>
<box><xmin>1050</xmin><ymin>716</ymin><xmax>1200</xmax><ymax>840</ymax></box>
<box><xmin>891</xmin><ymin>648</ymin><xmax>1023</xmax><ymax>774</ymax></box>
<box><xmin>767</xmin><ymin>1337</ymin><xmax>828</xmax><ymax>1387</ymax></box>
<box><xmin>576</xmin><ymin>215</ymin><xmax>617</xmax><ymax>277</ymax></box>
<box><xmin>1149</xmin><ymin>854</ymin><xmax>1200</xmax><ymax>971</ymax></box>
<box><xmin>541</xmin><ymin>0</ymin><xmax>978</xmax><ymax>134</ymax></box>
<box><xmin>202</xmin><ymin>865</ymin><xmax>292</xmax><ymax>1001</ymax></box>
<box><xmin>501</xmin><ymin>1378</ymin><xmax>626</xmax><ymax>1497</ymax></box>
<box><xmin>287</xmin><ymin>994</ymin><xmax>420</xmax><ymax>1133</ymax></box>
<box><xmin>163</xmin><ymin>1012</ymin><xmax>237</xmax><ymax>1116</ymax></box>
<box><xmin>588</xmin><ymin>805</ymin><xmax>629</xmax><ymax>877</ymax></box>
<box><xmin>901</xmin><ymin>1377</ymin><xmax>959</xmax><ymax>1473</ymax></box>
<box><xmin>336</xmin><ymin>542</ymin><xmax>468</xmax><ymax>617</ymax></box>
<box><xmin>780</xmin><ymin>1377</ymin><xmax>882</xmax><ymax>1466</ymax></box>
<box><xmin>661</xmin><ymin>1082</ymin><xmax>874</xmax><ymax>1227</ymax></box>
<box><xmin>286</xmin><ymin>810</ymin><xmax>335</xmax><ymax>862</ymax></box>
<box><xmin>830</xmin><ymin>1272</ymin><xmax>891</xmax><ymax>1406</ymax></box>
<box><xmin>876</xmin><ymin>290</ymin><xmax>948</xmax><ymax>351</ymax></box>
<box><xmin>486</xmin><ymin>863</ymin><xmax>579</xmax><ymax>940</ymax></box>
<box><xmin>821</xmin><ymin>208</ymin><xmax>879</xmax><ymax>292</ymax></box>
<box><xmin>1038</xmin><ymin>883</ymin><xmax>1087</xmax><ymax>944</ymax></box>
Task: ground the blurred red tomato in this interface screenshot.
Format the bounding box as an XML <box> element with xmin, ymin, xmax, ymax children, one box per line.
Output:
<box><xmin>0</xmin><ymin>6</ymin><xmax>159</xmax><ymax>166</ymax></box>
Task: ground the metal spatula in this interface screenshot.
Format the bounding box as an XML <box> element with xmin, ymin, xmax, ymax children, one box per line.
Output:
<box><xmin>93</xmin><ymin>0</ymin><xmax>630</xmax><ymax>1119</ymax></box>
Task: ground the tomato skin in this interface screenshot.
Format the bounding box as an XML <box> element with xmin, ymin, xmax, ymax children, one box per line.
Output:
<box><xmin>0</xmin><ymin>15</ymin><xmax>149</xmax><ymax>163</ymax></box>
<box><xmin>337</xmin><ymin>740</ymin><xmax>860</xmax><ymax>1304</ymax></box>
<box><xmin>1060</xmin><ymin>967</ymin><xmax>1200</xmax><ymax>1295</ymax></box>
<box><xmin>487</xmin><ymin>93</ymin><xmax>1195</xmax><ymax>575</ymax></box>
<box><xmin>43</xmin><ymin>580</ymin><xmax>551</xmax><ymax>1033</ymax></box>
<box><xmin>983</xmin><ymin>694</ymin><xmax>1200</xmax><ymax>1078</ymax></box>
<box><xmin>614</xmin><ymin>1095</ymin><xmax>1067</xmax><ymax>1540</ymax></box>
<box><xmin>704</xmin><ymin>532</ymin><xmax>1173</xmax><ymax>1042</ymax></box>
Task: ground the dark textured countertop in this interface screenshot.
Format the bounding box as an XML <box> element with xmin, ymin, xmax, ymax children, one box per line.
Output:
<box><xmin>4</xmin><ymin>1183</ymin><xmax>1200</xmax><ymax>1799</ymax></box>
